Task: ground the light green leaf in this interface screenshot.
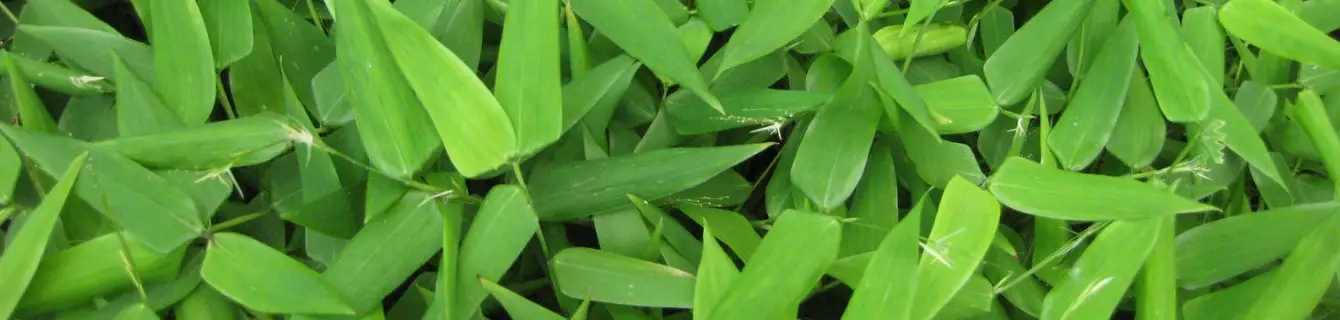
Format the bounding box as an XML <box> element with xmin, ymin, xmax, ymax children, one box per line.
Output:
<box><xmin>174</xmin><ymin>286</ymin><xmax>238</xmax><ymax>320</ymax></box>
<box><xmin>112</xmin><ymin>53</ymin><xmax>182</xmax><ymax>137</ymax></box>
<box><xmin>332</xmin><ymin>0</ymin><xmax>442</xmax><ymax>179</ymax></box>
<box><xmin>988</xmin><ymin>157</ymin><xmax>1216</xmax><ymax>220</ymax></box>
<box><xmin>908</xmin><ymin>177</ymin><xmax>1000</xmax><ymax>320</ymax></box>
<box><xmin>1040</xmin><ymin>218</ymin><xmax>1161</xmax><ymax>319</ymax></box>
<box><xmin>1220</xmin><ymin>0</ymin><xmax>1340</xmax><ymax>71</ymax></box>
<box><xmin>1105</xmin><ymin>68</ymin><xmax>1165</xmax><ymax>168</ymax></box>
<box><xmin>717</xmin><ymin>0</ymin><xmax>836</xmax><ymax>73</ymax></box>
<box><xmin>1289</xmin><ymin>89</ymin><xmax>1340</xmax><ymax>195</ymax></box>
<box><xmin>982</xmin><ymin>0</ymin><xmax>1093</xmax><ymax>105</ymax></box>
<box><xmin>433</xmin><ymin>0</ymin><xmax>485</xmax><ymax>70</ymax></box>
<box><xmin>1240</xmin><ymin>212</ymin><xmax>1340</xmax><ymax>319</ymax></box>
<box><xmin>697</xmin><ymin>0</ymin><xmax>747</xmax><ymax>31</ymax></box>
<box><xmin>150</xmin><ymin>0</ymin><xmax>216</xmax><ymax>125</ymax></box>
<box><xmin>1065</xmin><ymin>0</ymin><xmax>1118</xmax><ymax>77</ymax></box>
<box><xmin>842</xmin><ymin>144</ymin><xmax>899</xmax><ymax>256</ymax></box>
<box><xmin>791</xmin><ymin>82</ymin><xmax>880</xmax><ymax>210</ymax></box>
<box><xmin>1175</xmin><ymin>202</ymin><xmax>1339</xmax><ymax>289</ymax></box>
<box><xmin>200</xmin><ymin>0</ymin><xmax>253</xmax><ymax>68</ymax></box>
<box><xmin>896</xmin><ymin>116</ymin><xmax>986</xmax><ymax>188</ymax></box>
<box><xmin>480</xmin><ymin>278</ymin><xmax>567</xmax><ymax>320</ymax></box>
<box><xmin>202</xmin><ymin>232</ymin><xmax>354</xmax><ymax>315</ymax></box>
<box><xmin>570</xmin><ymin>0</ymin><xmax>723</xmax><ymax>112</ymax></box>
<box><xmin>552</xmin><ymin>248</ymin><xmax>696</xmax><ymax>308</ymax></box>
<box><xmin>562</xmin><ymin>56</ymin><xmax>639</xmax><ymax>135</ymax></box>
<box><xmin>916</xmin><ymin>75</ymin><xmax>1000</xmax><ymax>134</ymax></box>
<box><xmin>0</xmin><ymin>153</ymin><xmax>84</xmax><ymax>319</ymax></box>
<box><xmin>1048</xmin><ymin>18</ymin><xmax>1138</xmax><ymax>170</ymax></box>
<box><xmin>0</xmin><ymin>126</ymin><xmax>204</xmax><ymax>253</ymax></box>
<box><xmin>841</xmin><ymin>201</ymin><xmax>921</xmax><ymax>320</ymax></box>
<box><xmin>17</xmin><ymin>26</ymin><xmax>153</xmax><ymax>82</ymax></box>
<box><xmin>1131</xmin><ymin>0</ymin><xmax>1210</xmax><ymax>122</ymax></box>
<box><xmin>679</xmin><ymin>205</ymin><xmax>762</xmax><ymax>260</ymax></box>
<box><xmin>530</xmin><ymin>144</ymin><xmax>770</xmax><ymax>221</ymax></box>
<box><xmin>324</xmin><ymin>191</ymin><xmax>444</xmax><ymax>314</ymax></box>
<box><xmin>872</xmin><ymin>24</ymin><xmax>968</xmax><ymax>60</ymax></box>
<box><xmin>111</xmin><ymin>304</ymin><xmax>159</xmax><ymax>320</ymax></box>
<box><xmin>1181</xmin><ymin>7</ymin><xmax>1225</xmax><ymax>87</ymax></box>
<box><xmin>95</xmin><ymin>112</ymin><xmax>293</xmax><ymax>170</ymax></box>
<box><xmin>713</xmin><ymin>211</ymin><xmax>840</xmax><ymax>319</ymax></box>
<box><xmin>369</xmin><ymin>0</ymin><xmax>518</xmax><ymax>178</ymax></box>
<box><xmin>16</xmin><ymin>233</ymin><xmax>185</xmax><ymax>316</ymax></box>
<box><xmin>496</xmin><ymin>0</ymin><xmax>562</xmax><ymax>157</ymax></box>
<box><xmin>454</xmin><ymin>185</ymin><xmax>540</xmax><ymax>320</ymax></box>
<box><xmin>1182</xmin><ymin>270</ymin><xmax>1275</xmax><ymax>320</ymax></box>
<box><xmin>693</xmin><ymin>225</ymin><xmax>739</xmax><ymax>320</ymax></box>
<box><xmin>6</xmin><ymin>55</ymin><xmax>58</xmax><ymax>134</ymax></box>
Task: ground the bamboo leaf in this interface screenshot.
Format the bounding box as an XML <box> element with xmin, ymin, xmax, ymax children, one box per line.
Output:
<box><xmin>202</xmin><ymin>233</ymin><xmax>354</xmax><ymax>315</ymax></box>
<box><xmin>496</xmin><ymin>0</ymin><xmax>563</xmax><ymax>157</ymax></box>
<box><xmin>982</xmin><ymin>0</ymin><xmax>1094</xmax><ymax>105</ymax></box>
<box><xmin>570</xmin><ymin>0</ymin><xmax>723</xmax><ymax>112</ymax></box>
<box><xmin>988</xmin><ymin>157</ymin><xmax>1217</xmax><ymax>220</ymax></box>
<box><xmin>552</xmin><ymin>248</ymin><xmax>696</xmax><ymax>308</ymax></box>
<box><xmin>0</xmin><ymin>153</ymin><xmax>84</xmax><ymax>319</ymax></box>
<box><xmin>150</xmin><ymin>0</ymin><xmax>216</xmax><ymax>125</ymax></box>
<box><xmin>368</xmin><ymin>0</ymin><xmax>518</xmax><ymax>178</ymax></box>
<box><xmin>708</xmin><ymin>210</ymin><xmax>840</xmax><ymax>319</ymax></box>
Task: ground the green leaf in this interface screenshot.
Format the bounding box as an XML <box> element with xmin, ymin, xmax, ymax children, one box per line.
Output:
<box><xmin>895</xmin><ymin>116</ymin><xmax>986</xmax><ymax>188</ymax></box>
<box><xmin>552</xmin><ymin>248</ymin><xmax>696</xmax><ymax>308</ymax></box>
<box><xmin>112</xmin><ymin>53</ymin><xmax>182</xmax><ymax>137</ymax></box>
<box><xmin>6</xmin><ymin>55</ymin><xmax>58</xmax><ymax>134</ymax></box>
<box><xmin>200</xmin><ymin>0</ymin><xmax>253</xmax><ymax>68</ymax></box>
<box><xmin>369</xmin><ymin>0</ymin><xmax>519</xmax><ymax>178</ymax></box>
<box><xmin>1181</xmin><ymin>7</ymin><xmax>1225</xmax><ymax>87</ymax></box>
<box><xmin>150</xmin><ymin>0</ymin><xmax>216</xmax><ymax>125</ymax></box>
<box><xmin>16</xmin><ymin>26</ymin><xmax>153</xmax><ymax>82</ymax></box>
<box><xmin>433</xmin><ymin>0</ymin><xmax>485</xmax><ymax>70</ymax></box>
<box><xmin>841</xmin><ymin>201</ymin><xmax>921</xmax><ymax>320</ymax></box>
<box><xmin>908</xmin><ymin>177</ymin><xmax>1000</xmax><ymax>320</ymax></box>
<box><xmin>916</xmin><ymin>75</ymin><xmax>1000</xmax><ymax>134</ymax></box>
<box><xmin>1289</xmin><ymin>89</ymin><xmax>1340</xmax><ymax>195</ymax></box>
<box><xmin>324</xmin><ymin>191</ymin><xmax>444</xmax><ymax>314</ymax></box>
<box><xmin>228</xmin><ymin>11</ymin><xmax>283</xmax><ymax>117</ymax></box>
<box><xmin>17</xmin><ymin>233</ymin><xmax>185</xmax><ymax>316</ymax></box>
<box><xmin>1130</xmin><ymin>0</ymin><xmax>1210</xmax><ymax>122</ymax></box>
<box><xmin>174</xmin><ymin>286</ymin><xmax>238</xmax><ymax>320</ymax></box>
<box><xmin>1197</xmin><ymin>71</ymin><xmax>1285</xmax><ymax>186</ymax></box>
<box><xmin>1181</xmin><ymin>270</ymin><xmax>1275</xmax><ymax>320</ymax></box>
<box><xmin>665</xmin><ymin>89</ymin><xmax>828</xmax><ymax>135</ymax></box>
<box><xmin>530</xmin><ymin>144</ymin><xmax>770</xmax><ymax>221</ymax></box>
<box><xmin>982</xmin><ymin>234</ymin><xmax>1044</xmax><ymax>317</ymax></box>
<box><xmin>982</xmin><ymin>0</ymin><xmax>1093</xmax><ymax>106</ymax></box>
<box><xmin>709</xmin><ymin>210</ymin><xmax>840</xmax><ymax>319</ymax></box>
<box><xmin>868</xmin><ymin>33</ymin><xmax>942</xmax><ymax>141</ymax></box>
<box><xmin>570</xmin><ymin>0</ymin><xmax>723</xmax><ymax>112</ymax></box>
<box><xmin>693</xmin><ymin>225</ymin><xmax>739</xmax><ymax>320</ymax></box>
<box><xmin>696</xmin><ymin>0</ymin><xmax>747</xmax><ymax>31</ymax></box>
<box><xmin>0</xmin><ymin>51</ymin><xmax>112</xmax><ymax>96</ymax></box>
<box><xmin>791</xmin><ymin>76</ymin><xmax>880</xmax><ymax>209</ymax></box>
<box><xmin>1239</xmin><ymin>212</ymin><xmax>1340</xmax><ymax>319</ymax></box>
<box><xmin>480</xmin><ymin>278</ymin><xmax>567</xmax><ymax>320</ymax></box>
<box><xmin>95</xmin><ymin>113</ymin><xmax>293</xmax><ymax>170</ymax></box>
<box><xmin>630</xmin><ymin>195</ymin><xmax>702</xmax><ymax>265</ymax></box>
<box><xmin>496</xmin><ymin>0</ymin><xmax>562</xmax><ymax>157</ymax></box>
<box><xmin>1234</xmin><ymin>81</ymin><xmax>1277</xmax><ymax>132</ymax></box>
<box><xmin>1040</xmin><ymin>218</ymin><xmax>1161</xmax><ymax>319</ymax></box>
<box><xmin>717</xmin><ymin>0</ymin><xmax>835</xmax><ymax>73</ymax></box>
<box><xmin>0</xmin><ymin>153</ymin><xmax>83</xmax><ymax>319</ymax></box>
<box><xmin>1105</xmin><ymin>68</ymin><xmax>1164</xmax><ymax>168</ymax></box>
<box><xmin>1047</xmin><ymin>18</ymin><xmax>1138</xmax><ymax>171</ymax></box>
<box><xmin>0</xmin><ymin>137</ymin><xmax>17</xmax><ymax>205</ymax></box>
<box><xmin>679</xmin><ymin>205</ymin><xmax>762</xmax><ymax>260</ymax></box>
<box><xmin>332</xmin><ymin>0</ymin><xmax>443</xmax><ymax>179</ymax></box>
<box><xmin>872</xmin><ymin>24</ymin><xmax>968</xmax><ymax>60</ymax></box>
<box><xmin>988</xmin><ymin>157</ymin><xmax>1217</xmax><ymax>220</ymax></box>
<box><xmin>0</xmin><ymin>126</ymin><xmax>204</xmax><ymax>253</ymax></box>
<box><xmin>111</xmin><ymin>304</ymin><xmax>159</xmax><ymax>320</ymax></box>
<box><xmin>842</xmin><ymin>144</ymin><xmax>899</xmax><ymax>256</ymax></box>
<box><xmin>202</xmin><ymin>232</ymin><xmax>355</xmax><ymax>315</ymax></box>
<box><xmin>1065</xmin><ymin>0</ymin><xmax>1118</xmax><ymax>77</ymax></box>
<box><xmin>562</xmin><ymin>56</ymin><xmax>639</xmax><ymax>136</ymax></box>
<box><xmin>1175</xmin><ymin>202</ymin><xmax>1339</xmax><ymax>289</ymax></box>
<box><xmin>254</xmin><ymin>0</ymin><xmax>335</xmax><ymax>111</ymax></box>
<box><xmin>1220</xmin><ymin>0</ymin><xmax>1340</xmax><ymax>71</ymax></box>
<box><xmin>979</xmin><ymin>7</ymin><xmax>1014</xmax><ymax>57</ymax></box>
<box><xmin>454</xmin><ymin>185</ymin><xmax>540</xmax><ymax>320</ymax></box>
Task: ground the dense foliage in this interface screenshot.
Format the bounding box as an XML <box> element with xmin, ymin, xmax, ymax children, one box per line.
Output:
<box><xmin>0</xmin><ymin>0</ymin><xmax>1339</xmax><ymax>319</ymax></box>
